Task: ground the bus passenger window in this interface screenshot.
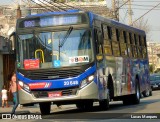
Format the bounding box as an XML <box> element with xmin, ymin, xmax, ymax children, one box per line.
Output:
<box><xmin>102</xmin><ymin>25</ymin><xmax>108</xmax><ymax>40</ymax></box>
<box><xmin>116</xmin><ymin>29</ymin><xmax>120</xmax><ymax>42</ymax></box>
<box><xmin>144</xmin><ymin>36</ymin><xmax>147</xmax><ymax>47</ymax></box>
<box><xmin>111</xmin><ymin>28</ymin><xmax>120</xmax><ymax>56</ymax></box>
<box><xmin>121</xmin><ymin>31</ymin><xmax>128</xmax><ymax>57</ymax></box>
<box><xmin>107</xmin><ymin>26</ymin><xmax>112</xmax><ymax>40</ymax></box>
<box><xmin>102</xmin><ymin>25</ymin><xmax>112</xmax><ymax>55</ymax></box>
<box><xmin>126</xmin><ymin>32</ymin><xmax>133</xmax><ymax>58</ymax></box>
<box><xmin>130</xmin><ymin>33</ymin><xmax>137</xmax><ymax>58</ymax></box>
<box><xmin>141</xmin><ymin>36</ymin><xmax>147</xmax><ymax>58</ymax></box>
<box><xmin>123</xmin><ymin>31</ymin><xmax>127</xmax><ymax>43</ymax></box>
<box><xmin>120</xmin><ymin>43</ymin><xmax>128</xmax><ymax>57</ymax></box>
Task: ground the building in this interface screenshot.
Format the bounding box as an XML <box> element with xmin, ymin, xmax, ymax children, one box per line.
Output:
<box><xmin>147</xmin><ymin>42</ymin><xmax>160</xmax><ymax>72</ymax></box>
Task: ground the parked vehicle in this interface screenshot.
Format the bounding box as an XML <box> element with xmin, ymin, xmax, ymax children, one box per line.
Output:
<box><xmin>150</xmin><ymin>74</ymin><xmax>160</xmax><ymax>90</ymax></box>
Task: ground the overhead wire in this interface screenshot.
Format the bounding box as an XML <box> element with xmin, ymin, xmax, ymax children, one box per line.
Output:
<box><xmin>32</xmin><ymin>0</ymin><xmax>54</xmax><ymax>12</ymax></box>
<box><xmin>29</xmin><ymin>0</ymin><xmax>50</xmax><ymax>12</ymax></box>
<box><xmin>120</xmin><ymin>8</ymin><xmax>160</xmax><ymax>10</ymax></box>
<box><xmin>132</xmin><ymin>2</ymin><xmax>160</xmax><ymax>25</ymax></box>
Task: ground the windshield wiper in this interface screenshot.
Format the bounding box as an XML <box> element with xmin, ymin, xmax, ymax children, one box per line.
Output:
<box><xmin>58</xmin><ymin>26</ymin><xmax>73</xmax><ymax>60</ymax></box>
<box><xmin>59</xmin><ymin>26</ymin><xmax>73</xmax><ymax>48</ymax></box>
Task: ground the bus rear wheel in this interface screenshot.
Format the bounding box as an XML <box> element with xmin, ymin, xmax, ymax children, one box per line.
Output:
<box><xmin>142</xmin><ymin>89</ymin><xmax>150</xmax><ymax>97</ymax></box>
<box><xmin>39</xmin><ymin>102</ymin><xmax>51</xmax><ymax>115</ymax></box>
<box><xmin>132</xmin><ymin>80</ymin><xmax>140</xmax><ymax>104</ymax></box>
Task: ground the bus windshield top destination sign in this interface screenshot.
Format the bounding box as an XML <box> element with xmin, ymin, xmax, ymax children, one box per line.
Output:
<box><xmin>18</xmin><ymin>14</ymin><xmax>88</xmax><ymax>28</ymax></box>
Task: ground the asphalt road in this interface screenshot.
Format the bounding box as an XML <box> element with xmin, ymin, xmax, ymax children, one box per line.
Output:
<box><xmin>1</xmin><ymin>90</ymin><xmax>160</xmax><ymax>122</ymax></box>
<box><xmin>40</xmin><ymin>90</ymin><xmax>160</xmax><ymax>121</ymax></box>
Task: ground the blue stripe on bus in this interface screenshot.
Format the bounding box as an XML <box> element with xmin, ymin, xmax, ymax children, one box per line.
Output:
<box><xmin>17</xmin><ymin>64</ymin><xmax>96</xmax><ymax>89</ymax></box>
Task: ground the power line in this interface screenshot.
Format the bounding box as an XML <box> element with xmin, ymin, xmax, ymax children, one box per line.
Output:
<box><xmin>120</xmin><ymin>8</ymin><xmax>160</xmax><ymax>10</ymax></box>
<box><xmin>132</xmin><ymin>2</ymin><xmax>160</xmax><ymax>25</ymax></box>
<box><xmin>30</xmin><ymin>0</ymin><xmax>52</xmax><ymax>12</ymax></box>
<box><xmin>35</xmin><ymin>0</ymin><xmax>56</xmax><ymax>12</ymax></box>
<box><xmin>132</xmin><ymin>1</ymin><xmax>160</xmax><ymax>2</ymax></box>
<box><xmin>117</xmin><ymin>0</ymin><xmax>129</xmax><ymax>10</ymax></box>
<box><xmin>120</xmin><ymin>3</ymin><xmax>160</xmax><ymax>7</ymax></box>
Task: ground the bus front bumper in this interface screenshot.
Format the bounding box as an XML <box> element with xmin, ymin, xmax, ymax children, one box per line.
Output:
<box><xmin>18</xmin><ymin>81</ymin><xmax>98</xmax><ymax>104</ymax></box>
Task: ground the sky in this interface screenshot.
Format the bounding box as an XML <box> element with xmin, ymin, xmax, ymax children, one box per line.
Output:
<box><xmin>106</xmin><ymin>0</ymin><xmax>160</xmax><ymax>43</ymax></box>
<box><xmin>0</xmin><ymin>0</ymin><xmax>160</xmax><ymax>43</ymax></box>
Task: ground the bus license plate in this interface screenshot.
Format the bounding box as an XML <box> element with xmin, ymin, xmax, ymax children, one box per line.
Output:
<box><xmin>48</xmin><ymin>91</ymin><xmax>62</xmax><ymax>98</ymax></box>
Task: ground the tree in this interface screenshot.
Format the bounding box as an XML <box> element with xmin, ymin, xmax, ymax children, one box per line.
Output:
<box><xmin>149</xmin><ymin>64</ymin><xmax>153</xmax><ymax>73</ymax></box>
<box><xmin>132</xmin><ymin>18</ymin><xmax>151</xmax><ymax>41</ymax></box>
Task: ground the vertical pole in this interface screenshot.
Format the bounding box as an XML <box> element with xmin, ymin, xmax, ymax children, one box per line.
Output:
<box><xmin>17</xmin><ymin>5</ymin><xmax>21</xmax><ymax>19</ymax></box>
<box><xmin>112</xmin><ymin>0</ymin><xmax>116</xmax><ymax>20</ymax></box>
<box><xmin>151</xmin><ymin>44</ymin><xmax>154</xmax><ymax>73</ymax></box>
<box><xmin>116</xmin><ymin>0</ymin><xmax>119</xmax><ymax>21</ymax></box>
<box><xmin>128</xmin><ymin>0</ymin><xmax>132</xmax><ymax>25</ymax></box>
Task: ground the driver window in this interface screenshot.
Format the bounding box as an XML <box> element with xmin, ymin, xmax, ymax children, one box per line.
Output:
<box><xmin>95</xmin><ymin>29</ymin><xmax>103</xmax><ymax>55</ymax></box>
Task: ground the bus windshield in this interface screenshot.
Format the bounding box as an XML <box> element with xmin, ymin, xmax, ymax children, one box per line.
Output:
<box><xmin>17</xmin><ymin>29</ymin><xmax>94</xmax><ymax>69</ymax></box>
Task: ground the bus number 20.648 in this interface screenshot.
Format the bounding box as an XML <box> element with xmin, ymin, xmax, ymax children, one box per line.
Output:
<box><xmin>64</xmin><ymin>81</ymin><xmax>78</xmax><ymax>86</ymax></box>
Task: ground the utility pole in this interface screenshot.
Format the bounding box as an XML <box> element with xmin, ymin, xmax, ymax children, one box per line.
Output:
<box><xmin>112</xmin><ymin>0</ymin><xmax>119</xmax><ymax>21</ymax></box>
<box><xmin>112</xmin><ymin>0</ymin><xmax>116</xmax><ymax>20</ymax></box>
<box><xmin>128</xmin><ymin>0</ymin><xmax>132</xmax><ymax>25</ymax></box>
<box><xmin>17</xmin><ymin>5</ymin><xmax>22</xmax><ymax>19</ymax></box>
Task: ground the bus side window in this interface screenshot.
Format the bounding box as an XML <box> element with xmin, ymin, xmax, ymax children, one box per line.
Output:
<box><xmin>120</xmin><ymin>30</ymin><xmax>128</xmax><ymax>57</ymax></box>
<box><xmin>127</xmin><ymin>32</ymin><xmax>133</xmax><ymax>58</ymax></box>
<box><xmin>102</xmin><ymin>24</ymin><xmax>112</xmax><ymax>55</ymax></box>
<box><xmin>142</xmin><ymin>36</ymin><xmax>147</xmax><ymax>59</ymax></box>
<box><xmin>123</xmin><ymin>31</ymin><xmax>128</xmax><ymax>56</ymax></box>
<box><xmin>94</xmin><ymin>28</ymin><xmax>103</xmax><ymax>55</ymax></box>
<box><xmin>116</xmin><ymin>29</ymin><xmax>121</xmax><ymax>56</ymax></box>
<box><xmin>112</xmin><ymin>28</ymin><xmax>120</xmax><ymax>56</ymax></box>
<box><xmin>135</xmin><ymin>34</ymin><xmax>142</xmax><ymax>58</ymax></box>
<box><xmin>131</xmin><ymin>33</ymin><xmax>137</xmax><ymax>58</ymax></box>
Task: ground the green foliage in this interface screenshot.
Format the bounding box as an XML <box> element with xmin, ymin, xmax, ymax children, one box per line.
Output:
<box><xmin>149</xmin><ymin>64</ymin><xmax>153</xmax><ymax>73</ymax></box>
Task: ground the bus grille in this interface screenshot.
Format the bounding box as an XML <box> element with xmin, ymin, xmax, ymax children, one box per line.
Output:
<box><xmin>25</xmin><ymin>69</ymin><xmax>83</xmax><ymax>80</ymax></box>
<box><xmin>32</xmin><ymin>88</ymin><xmax>78</xmax><ymax>98</ymax></box>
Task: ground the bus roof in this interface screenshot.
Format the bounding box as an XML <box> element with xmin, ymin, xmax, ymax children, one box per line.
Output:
<box><xmin>25</xmin><ymin>9</ymin><xmax>82</xmax><ymax>18</ymax></box>
<box><xmin>24</xmin><ymin>9</ymin><xmax>145</xmax><ymax>35</ymax></box>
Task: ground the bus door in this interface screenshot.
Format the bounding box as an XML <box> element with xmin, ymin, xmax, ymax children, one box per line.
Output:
<box><xmin>94</xmin><ymin>27</ymin><xmax>108</xmax><ymax>100</ymax></box>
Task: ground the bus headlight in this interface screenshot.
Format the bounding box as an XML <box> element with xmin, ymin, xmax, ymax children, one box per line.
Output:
<box><xmin>80</xmin><ymin>75</ymin><xmax>94</xmax><ymax>88</ymax></box>
<box><xmin>19</xmin><ymin>81</ymin><xmax>30</xmax><ymax>92</ymax></box>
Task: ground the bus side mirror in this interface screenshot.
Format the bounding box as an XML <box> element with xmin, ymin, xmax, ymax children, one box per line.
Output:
<box><xmin>9</xmin><ymin>32</ymin><xmax>15</xmax><ymax>52</ymax></box>
<box><xmin>96</xmin><ymin>55</ymin><xmax>103</xmax><ymax>62</ymax></box>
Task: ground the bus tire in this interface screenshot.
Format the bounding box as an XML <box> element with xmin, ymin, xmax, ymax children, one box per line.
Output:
<box><xmin>132</xmin><ymin>79</ymin><xmax>140</xmax><ymax>104</ymax></box>
<box><xmin>39</xmin><ymin>102</ymin><xmax>51</xmax><ymax>115</ymax></box>
<box><xmin>143</xmin><ymin>89</ymin><xmax>150</xmax><ymax>97</ymax></box>
<box><xmin>149</xmin><ymin>90</ymin><xmax>152</xmax><ymax>96</ymax></box>
<box><xmin>107</xmin><ymin>75</ymin><xmax>114</xmax><ymax>99</ymax></box>
<box><xmin>123</xmin><ymin>97</ymin><xmax>130</xmax><ymax>105</ymax></box>
<box><xmin>99</xmin><ymin>99</ymin><xmax>109</xmax><ymax>110</ymax></box>
<box><xmin>76</xmin><ymin>101</ymin><xmax>93</xmax><ymax>111</ymax></box>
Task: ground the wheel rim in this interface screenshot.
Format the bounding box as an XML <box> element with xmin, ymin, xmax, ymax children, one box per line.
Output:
<box><xmin>146</xmin><ymin>90</ymin><xmax>149</xmax><ymax>96</ymax></box>
<box><xmin>136</xmin><ymin>85</ymin><xmax>140</xmax><ymax>99</ymax></box>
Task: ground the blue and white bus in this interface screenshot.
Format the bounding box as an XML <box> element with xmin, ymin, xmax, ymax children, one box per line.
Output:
<box><xmin>15</xmin><ymin>10</ymin><xmax>152</xmax><ymax>114</ymax></box>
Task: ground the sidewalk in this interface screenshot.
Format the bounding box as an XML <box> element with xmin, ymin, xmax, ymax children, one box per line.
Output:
<box><xmin>0</xmin><ymin>100</ymin><xmax>41</xmax><ymax>115</ymax></box>
<box><xmin>0</xmin><ymin>100</ymin><xmax>77</xmax><ymax>115</ymax></box>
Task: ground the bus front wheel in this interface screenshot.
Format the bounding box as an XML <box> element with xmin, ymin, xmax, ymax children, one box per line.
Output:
<box><xmin>99</xmin><ymin>98</ymin><xmax>109</xmax><ymax>110</ymax></box>
<box><xmin>76</xmin><ymin>101</ymin><xmax>93</xmax><ymax>111</ymax></box>
<box><xmin>39</xmin><ymin>102</ymin><xmax>51</xmax><ymax>115</ymax></box>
